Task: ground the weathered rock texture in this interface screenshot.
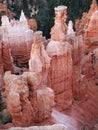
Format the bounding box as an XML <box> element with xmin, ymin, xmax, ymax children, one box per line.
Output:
<box><xmin>50</xmin><ymin>6</ymin><xmax>67</xmax><ymax>42</ymax></box>
<box><xmin>73</xmin><ymin>1</ymin><xmax>98</xmax><ymax>128</ymax></box>
<box><xmin>4</xmin><ymin>71</ymin><xmax>54</xmax><ymax>126</ymax></box>
<box><xmin>4</xmin><ymin>71</ymin><xmax>35</xmax><ymax>127</ymax></box>
<box><xmin>75</xmin><ymin>0</ymin><xmax>98</xmax><ymax>36</ymax></box>
<box><xmin>2</xmin><ymin>42</ymin><xmax>14</xmax><ymax>73</ymax></box>
<box><xmin>0</xmin><ymin>3</ymin><xmax>13</xmax><ymax>19</ymax></box>
<box><xmin>81</xmin><ymin>49</ymin><xmax>98</xmax><ymax>117</ymax></box>
<box><xmin>29</xmin><ymin>31</ymin><xmax>51</xmax><ymax>86</ymax></box>
<box><xmin>0</xmin><ymin>34</ymin><xmax>14</xmax><ymax>91</ymax></box>
<box><xmin>29</xmin><ymin>31</ymin><xmax>55</xmax><ymax>123</ymax></box>
<box><xmin>0</xmin><ymin>10</ymin><xmax>34</xmax><ymax>66</ymax></box>
<box><xmin>1</xmin><ymin>1</ymin><xmax>98</xmax><ymax>130</ymax></box>
<box><xmin>47</xmin><ymin>41</ymin><xmax>73</xmax><ymax>110</ymax></box>
<box><xmin>47</xmin><ymin>6</ymin><xmax>73</xmax><ymax>110</ymax></box>
<box><xmin>28</xmin><ymin>19</ymin><xmax>37</xmax><ymax>32</ymax></box>
<box><xmin>66</xmin><ymin>35</ymin><xmax>85</xmax><ymax>100</ymax></box>
<box><xmin>8</xmin><ymin>124</ymin><xmax>68</xmax><ymax>130</ymax></box>
<box><xmin>0</xmin><ymin>39</ymin><xmax>4</xmax><ymax>91</ymax></box>
<box><xmin>47</xmin><ymin>4</ymin><xmax>98</xmax><ymax>129</ymax></box>
<box><xmin>67</xmin><ymin>21</ymin><xmax>75</xmax><ymax>36</ymax></box>
<box><xmin>84</xmin><ymin>10</ymin><xmax>98</xmax><ymax>52</ymax></box>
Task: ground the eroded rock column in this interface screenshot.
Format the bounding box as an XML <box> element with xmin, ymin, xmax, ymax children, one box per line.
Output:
<box><xmin>84</xmin><ymin>10</ymin><xmax>98</xmax><ymax>53</ymax></box>
<box><xmin>4</xmin><ymin>71</ymin><xmax>55</xmax><ymax>126</ymax></box>
<box><xmin>29</xmin><ymin>31</ymin><xmax>54</xmax><ymax>122</ymax></box>
<box><xmin>4</xmin><ymin>31</ymin><xmax>55</xmax><ymax>127</ymax></box>
<box><xmin>0</xmin><ymin>11</ymin><xmax>34</xmax><ymax>66</ymax></box>
<box><xmin>47</xmin><ymin>6</ymin><xmax>73</xmax><ymax>110</ymax></box>
<box><xmin>4</xmin><ymin>71</ymin><xmax>35</xmax><ymax>127</ymax></box>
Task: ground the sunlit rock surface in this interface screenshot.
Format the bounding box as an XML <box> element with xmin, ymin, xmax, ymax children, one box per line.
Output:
<box><xmin>8</xmin><ymin>124</ymin><xmax>68</xmax><ymax>130</ymax></box>
<box><xmin>67</xmin><ymin>35</ymin><xmax>85</xmax><ymax>100</ymax></box>
<box><xmin>67</xmin><ymin>20</ymin><xmax>75</xmax><ymax>36</ymax></box>
<box><xmin>0</xmin><ymin>10</ymin><xmax>34</xmax><ymax>66</ymax></box>
<box><xmin>0</xmin><ymin>1</ymin><xmax>98</xmax><ymax>130</ymax></box>
<box><xmin>50</xmin><ymin>5</ymin><xmax>68</xmax><ymax>42</ymax></box>
<box><xmin>75</xmin><ymin>0</ymin><xmax>98</xmax><ymax>36</ymax></box>
<box><xmin>4</xmin><ymin>71</ymin><xmax>54</xmax><ymax>126</ymax></box>
<box><xmin>28</xmin><ymin>18</ymin><xmax>37</xmax><ymax>32</ymax></box>
<box><xmin>84</xmin><ymin>10</ymin><xmax>98</xmax><ymax>52</ymax></box>
<box><xmin>2</xmin><ymin>42</ymin><xmax>14</xmax><ymax>73</ymax></box>
<box><xmin>0</xmin><ymin>3</ymin><xmax>13</xmax><ymax>19</ymax></box>
<box><xmin>0</xmin><ymin>35</ymin><xmax>14</xmax><ymax>90</ymax></box>
<box><xmin>47</xmin><ymin>41</ymin><xmax>73</xmax><ymax>110</ymax></box>
<box><xmin>0</xmin><ymin>40</ymin><xmax>4</xmax><ymax>91</ymax></box>
<box><xmin>29</xmin><ymin>31</ymin><xmax>51</xmax><ymax>87</ymax></box>
<box><xmin>46</xmin><ymin>5</ymin><xmax>73</xmax><ymax>110</ymax></box>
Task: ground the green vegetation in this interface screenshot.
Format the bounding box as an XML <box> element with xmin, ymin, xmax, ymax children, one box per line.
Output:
<box><xmin>5</xmin><ymin>0</ymin><xmax>95</xmax><ymax>38</ymax></box>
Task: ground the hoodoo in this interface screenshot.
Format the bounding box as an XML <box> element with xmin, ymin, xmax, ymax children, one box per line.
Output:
<box><xmin>0</xmin><ymin>1</ymin><xmax>98</xmax><ymax>130</ymax></box>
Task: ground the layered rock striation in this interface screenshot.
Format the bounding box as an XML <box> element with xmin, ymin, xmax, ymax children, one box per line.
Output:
<box><xmin>8</xmin><ymin>124</ymin><xmax>68</xmax><ymax>130</ymax></box>
<box><xmin>0</xmin><ymin>1</ymin><xmax>98</xmax><ymax>130</ymax></box>
<box><xmin>50</xmin><ymin>6</ymin><xmax>68</xmax><ymax>42</ymax></box>
<box><xmin>0</xmin><ymin>10</ymin><xmax>34</xmax><ymax>66</ymax></box>
<box><xmin>47</xmin><ymin>6</ymin><xmax>73</xmax><ymax>110</ymax></box>
<box><xmin>3</xmin><ymin>31</ymin><xmax>54</xmax><ymax>127</ymax></box>
<box><xmin>84</xmin><ymin>10</ymin><xmax>98</xmax><ymax>52</ymax></box>
<box><xmin>75</xmin><ymin>0</ymin><xmax>98</xmax><ymax>36</ymax></box>
<box><xmin>0</xmin><ymin>38</ymin><xmax>4</xmax><ymax>91</ymax></box>
<box><xmin>0</xmin><ymin>3</ymin><xmax>13</xmax><ymax>19</ymax></box>
<box><xmin>4</xmin><ymin>71</ymin><xmax>54</xmax><ymax>127</ymax></box>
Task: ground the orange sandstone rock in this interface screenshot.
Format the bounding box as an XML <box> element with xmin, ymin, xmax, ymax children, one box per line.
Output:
<box><xmin>0</xmin><ymin>40</ymin><xmax>4</xmax><ymax>90</ymax></box>
<box><xmin>29</xmin><ymin>31</ymin><xmax>54</xmax><ymax>122</ymax></box>
<box><xmin>28</xmin><ymin>19</ymin><xmax>37</xmax><ymax>32</ymax></box>
<box><xmin>4</xmin><ymin>71</ymin><xmax>55</xmax><ymax>126</ymax></box>
<box><xmin>75</xmin><ymin>0</ymin><xmax>98</xmax><ymax>36</ymax></box>
<box><xmin>84</xmin><ymin>11</ymin><xmax>98</xmax><ymax>52</ymax></box>
<box><xmin>29</xmin><ymin>31</ymin><xmax>51</xmax><ymax>86</ymax></box>
<box><xmin>66</xmin><ymin>35</ymin><xmax>85</xmax><ymax>100</ymax></box>
<box><xmin>2</xmin><ymin>43</ymin><xmax>14</xmax><ymax>73</ymax></box>
<box><xmin>46</xmin><ymin>40</ymin><xmax>72</xmax><ymax>110</ymax></box>
<box><xmin>8</xmin><ymin>124</ymin><xmax>68</xmax><ymax>130</ymax></box>
<box><xmin>80</xmin><ymin>49</ymin><xmax>98</xmax><ymax>122</ymax></box>
<box><xmin>46</xmin><ymin>6</ymin><xmax>73</xmax><ymax>110</ymax></box>
<box><xmin>0</xmin><ymin>10</ymin><xmax>34</xmax><ymax>66</ymax></box>
<box><xmin>0</xmin><ymin>3</ymin><xmax>13</xmax><ymax>19</ymax></box>
<box><xmin>51</xmin><ymin>6</ymin><xmax>68</xmax><ymax>42</ymax></box>
<box><xmin>1</xmin><ymin>2</ymin><xmax>98</xmax><ymax>130</ymax></box>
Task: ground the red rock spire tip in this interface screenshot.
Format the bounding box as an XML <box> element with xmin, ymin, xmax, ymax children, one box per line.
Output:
<box><xmin>92</xmin><ymin>0</ymin><xmax>97</xmax><ymax>6</ymax></box>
